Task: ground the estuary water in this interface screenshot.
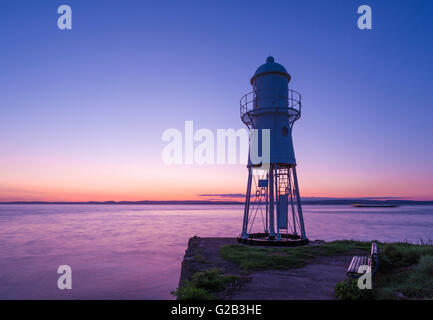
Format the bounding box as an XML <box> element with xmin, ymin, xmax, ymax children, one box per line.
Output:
<box><xmin>0</xmin><ymin>204</ymin><xmax>432</xmax><ymax>299</ymax></box>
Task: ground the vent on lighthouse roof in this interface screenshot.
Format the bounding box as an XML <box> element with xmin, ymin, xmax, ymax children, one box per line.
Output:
<box><xmin>250</xmin><ymin>56</ymin><xmax>291</xmax><ymax>84</ymax></box>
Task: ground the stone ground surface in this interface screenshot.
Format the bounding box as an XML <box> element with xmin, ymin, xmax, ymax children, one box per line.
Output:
<box><xmin>179</xmin><ymin>237</ymin><xmax>351</xmax><ymax>300</ymax></box>
<box><xmin>228</xmin><ymin>255</ymin><xmax>350</xmax><ymax>300</ymax></box>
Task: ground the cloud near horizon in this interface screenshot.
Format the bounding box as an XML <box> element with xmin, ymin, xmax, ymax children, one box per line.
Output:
<box><xmin>198</xmin><ymin>193</ymin><xmax>245</xmax><ymax>198</ymax></box>
<box><xmin>198</xmin><ymin>194</ymin><xmax>406</xmax><ymax>200</ymax></box>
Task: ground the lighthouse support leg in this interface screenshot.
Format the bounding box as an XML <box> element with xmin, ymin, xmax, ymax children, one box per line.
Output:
<box><xmin>241</xmin><ymin>166</ymin><xmax>253</xmax><ymax>238</ymax></box>
<box><xmin>265</xmin><ymin>172</ymin><xmax>269</xmax><ymax>234</ymax></box>
<box><xmin>268</xmin><ymin>164</ymin><xmax>276</xmax><ymax>238</ymax></box>
<box><xmin>288</xmin><ymin>169</ymin><xmax>297</xmax><ymax>235</ymax></box>
<box><xmin>292</xmin><ymin>166</ymin><xmax>307</xmax><ymax>240</ymax></box>
<box><xmin>274</xmin><ymin>165</ymin><xmax>280</xmax><ymax>240</ymax></box>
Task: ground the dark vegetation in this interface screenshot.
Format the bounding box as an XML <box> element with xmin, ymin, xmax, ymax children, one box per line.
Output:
<box><xmin>374</xmin><ymin>242</ymin><xmax>433</xmax><ymax>299</ymax></box>
<box><xmin>335</xmin><ymin>242</ymin><xmax>433</xmax><ymax>300</ymax></box>
<box><xmin>171</xmin><ymin>268</ymin><xmax>240</xmax><ymax>300</ymax></box>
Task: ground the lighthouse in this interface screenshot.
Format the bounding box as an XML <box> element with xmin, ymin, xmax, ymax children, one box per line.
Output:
<box><xmin>239</xmin><ymin>56</ymin><xmax>308</xmax><ymax>246</ymax></box>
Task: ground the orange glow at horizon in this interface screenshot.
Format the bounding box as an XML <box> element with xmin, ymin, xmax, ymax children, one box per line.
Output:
<box><xmin>1</xmin><ymin>144</ymin><xmax>432</xmax><ymax>202</ymax></box>
<box><xmin>1</xmin><ymin>161</ymin><xmax>432</xmax><ymax>202</ymax></box>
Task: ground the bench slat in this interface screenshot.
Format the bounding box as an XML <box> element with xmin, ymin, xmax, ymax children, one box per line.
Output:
<box><xmin>371</xmin><ymin>241</ymin><xmax>378</xmax><ymax>256</ymax></box>
<box><xmin>347</xmin><ymin>257</ymin><xmax>356</xmax><ymax>273</ymax></box>
<box><xmin>347</xmin><ymin>256</ymin><xmax>356</xmax><ymax>273</ymax></box>
<box><xmin>347</xmin><ymin>242</ymin><xmax>379</xmax><ymax>277</ymax></box>
<box><xmin>347</xmin><ymin>255</ymin><xmax>367</xmax><ymax>274</ymax></box>
<box><xmin>351</xmin><ymin>256</ymin><xmax>360</xmax><ymax>273</ymax></box>
<box><xmin>356</xmin><ymin>256</ymin><xmax>365</xmax><ymax>272</ymax></box>
<box><xmin>356</xmin><ymin>257</ymin><xmax>368</xmax><ymax>271</ymax></box>
<box><xmin>347</xmin><ymin>255</ymin><xmax>368</xmax><ymax>274</ymax></box>
<box><xmin>353</xmin><ymin>256</ymin><xmax>360</xmax><ymax>272</ymax></box>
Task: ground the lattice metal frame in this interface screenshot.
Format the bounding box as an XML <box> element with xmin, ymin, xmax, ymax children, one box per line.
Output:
<box><xmin>240</xmin><ymin>164</ymin><xmax>308</xmax><ymax>246</ymax></box>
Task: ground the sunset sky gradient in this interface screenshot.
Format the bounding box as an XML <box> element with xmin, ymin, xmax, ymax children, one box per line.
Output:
<box><xmin>1</xmin><ymin>0</ymin><xmax>432</xmax><ymax>201</ymax></box>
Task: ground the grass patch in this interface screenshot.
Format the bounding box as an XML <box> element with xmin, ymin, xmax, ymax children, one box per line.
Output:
<box><xmin>193</xmin><ymin>254</ymin><xmax>207</xmax><ymax>264</ymax></box>
<box><xmin>331</xmin><ymin>242</ymin><xmax>433</xmax><ymax>300</ymax></box>
<box><xmin>171</xmin><ymin>268</ymin><xmax>240</xmax><ymax>300</ymax></box>
<box><xmin>171</xmin><ymin>282</ymin><xmax>215</xmax><ymax>300</ymax></box>
<box><xmin>373</xmin><ymin>243</ymin><xmax>433</xmax><ymax>300</ymax></box>
<box><xmin>334</xmin><ymin>278</ymin><xmax>373</xmax><ymax>300</ymax></box>
<box><xmin>380</xmin><ymin>242</ymin><xmax>433</xmax><ymax>269</ymax></box>
<box><xmin>219</xmin><ymin>240</ymin><xmax>370</xmax><ymax>272</ymax></box>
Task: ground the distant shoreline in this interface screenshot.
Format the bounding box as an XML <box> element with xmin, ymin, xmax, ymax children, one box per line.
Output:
<box><xmin>0</xmin><ymin>200</ymin><xmax>432</xmax><ymax>205</ymax></box>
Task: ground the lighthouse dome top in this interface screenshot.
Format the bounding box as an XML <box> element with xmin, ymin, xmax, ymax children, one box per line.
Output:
<box><xmin>250</xmin><ymin>56</ymin><xmax>291</xmax><ymax>84</ymax></box>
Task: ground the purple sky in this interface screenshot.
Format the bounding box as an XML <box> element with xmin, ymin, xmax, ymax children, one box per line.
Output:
<box><xmin>1</xmin><ymin>0</ymin><xmax>432</xmax><ymax>201</ymax></box>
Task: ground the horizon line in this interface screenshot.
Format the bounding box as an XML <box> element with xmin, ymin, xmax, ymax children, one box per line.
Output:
<box><xmin>1</xmin><ymin>198</ymin><xmax>433</xmax><ymax>205</ymax></box>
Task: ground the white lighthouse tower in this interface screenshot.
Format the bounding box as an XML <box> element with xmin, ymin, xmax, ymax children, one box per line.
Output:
<box><xmin>239</xmin><ymin>56</ymin><xmax>308</xmax><ymax>246</ymax></box>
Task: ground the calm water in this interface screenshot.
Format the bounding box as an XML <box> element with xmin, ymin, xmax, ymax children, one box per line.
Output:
<box><xmin>0</xmin><ymin>204</ymin><xmax>432</xmax><ymax>299</ymax></box>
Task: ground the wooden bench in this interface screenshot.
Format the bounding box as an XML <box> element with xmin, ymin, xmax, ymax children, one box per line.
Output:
<box><xmin>346</xmin><ymin>241</ymin><xmax>379</xmax><ymax>278</ymax></box>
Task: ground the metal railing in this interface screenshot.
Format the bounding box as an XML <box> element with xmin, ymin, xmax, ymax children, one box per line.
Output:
<box><xmin>240</xmin><ymin>89</ymin><xmax>302</xmax><ymax>127</ymax></box>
